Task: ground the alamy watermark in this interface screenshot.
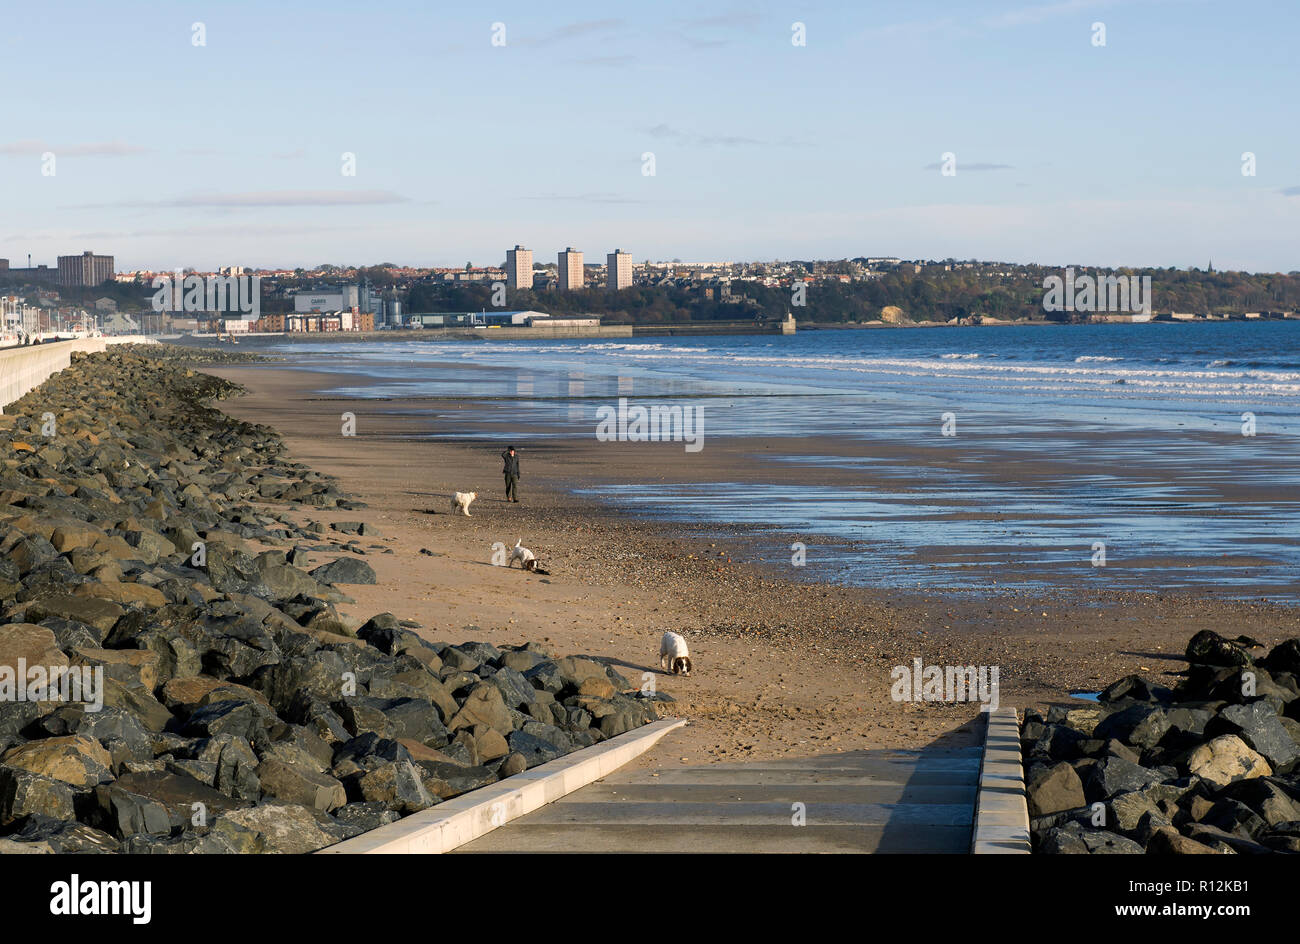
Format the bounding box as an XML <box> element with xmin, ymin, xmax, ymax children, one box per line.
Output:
<box><xmin>0</xmin><ymin>661</ymin><xmax>104</xmax><ymax>712</ymax></box>
<box><xmin>151</xmin><ymin>271</ymin><xmax>261</xmax><ymax>319</ymax></box>
<box><xmin>1042</xmin><ymin>267</ymin><xmax>1151</xmax><ymax>316</ymax></box>
<box><xmin>595</xmin><ymin>397</ymin><xmax>704</xmax><ymax>452</ymax></box>
<box><xmin>890</xmin><ymin>658</ymin><xmax>1000</xmax><ymax>711</ymax></box>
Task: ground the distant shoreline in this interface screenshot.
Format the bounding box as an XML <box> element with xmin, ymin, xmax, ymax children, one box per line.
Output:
<box><xmin>163</xmin><ymin>315</ymin><xmax>1298</xmax><ymax>347</ymax></box>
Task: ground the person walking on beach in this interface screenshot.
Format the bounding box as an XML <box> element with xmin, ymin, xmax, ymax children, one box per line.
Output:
<box><xmin>501</xmin><ymin>445</ymin><xmax>521</xmax><ymax>503</ymax></box>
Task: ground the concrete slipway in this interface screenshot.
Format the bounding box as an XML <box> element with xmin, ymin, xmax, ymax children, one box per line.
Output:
<box><xmin>324</xmin><ymin>708</ymin><xmax>1028</xmax><ymax>854</ymax></box>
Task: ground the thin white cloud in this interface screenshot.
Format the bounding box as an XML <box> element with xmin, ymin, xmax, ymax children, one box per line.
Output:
<box><xmin>572</xmin><ymin>55</ymin><xmax>637</xmax><ymax>67</ymax></box>
<box><xmin>986</xmin><ymin>0</ymin><xmax>1120</xmax><ymax>28</ymax></box>
<box><xmin>680</xmin><ymin>11</ymin><xmax>762</xmax><ymax>30</ymax></box>
<box><xmin>647</xmin><ymin>124</ymin><xmax>805</xmax><ymax>148</ymax></box>
<box><xmin>522</xmin><ymin>192</ymin><xmax>656</xmax><ymax>205</ymax></box>
<box><xmin>0</xmin><ymin>139</ymin><xmax>150</xmax><ymax>156</ymax></box>
<box><xmin>68</xmin><ymin>190</ymin><xmax>411</xmax><ymax>209</ymax></box>
<box><xmin>516</xmin><ymin>19</ymin><xmax>623</xmax><ymax>47</ymax></box>
<box><xmin>922</xmin><ymin>161</ymin><xmax>1015</xmax><ymax>171</ymax></box>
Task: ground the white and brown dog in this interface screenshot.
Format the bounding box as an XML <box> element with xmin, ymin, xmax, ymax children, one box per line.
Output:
<box><xmin>452</xmin><ymin>491</ymin><xmax>477</xmax><ymax>516</ymax></box>
<box><xmin>508</xmin><ymin>538</ymin><xmax>548</xmax><ymax>574</ymax></box>
<box><xmin>659</xmin><ymin>631</ymin><xmax>693</xmax><ymax>676</ymax></box>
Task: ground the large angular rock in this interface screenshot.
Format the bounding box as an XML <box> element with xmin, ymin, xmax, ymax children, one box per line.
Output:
<box><xmin>0</xmin><ymin>765</ymin><xmax>77</xmax><ymax>824</ymax></box>
<box><xmin>1261</xmin><ymin>639</ymin><xmax>1300</xmax><ymax>675</ymax></box>
<box><xmin>0</xmin><ymin>838</ymin><xmax>53</xmax><ymax>854</ymax></box>
<box><xmin>555</xmin><ymin>656</ymin><xmax>609</xmax><ymax>691</ymax></box>
<box><xmin>91</xmin><ymin>783</ymin><xmax>173</xmax><ymax>838</ymax></box>
<box><xmin>1146</xmin><ymin>826</ymin><xmax>1221</xmax><ymax>854</ymax></box>
<box><xmin>0</xmin><ymin>734</ymin><xmax>113</xmax><ymax>787</ymax></box>
<box><xmin>354</xmin><ymin>760</ymin><xmax>435</xmax><ymax>814</ymax></box>
<box><xmin>506</xmin><ymin>728</ymin><xmax>569</xmax><ymax>769</ymax></box>
<box><xmin>1187</xmin><ymin>735</ymin><xmax>1272</xmax><ymax>788</ymax></box>
<box><xmin>195</xmin><ymin>733</ymin><xmax>262</xmax><ymax>801</ymax></box>
<box><xmin>213</xmin><ymin>803</ymin><xmax>337</xmax><ymax>854</ymax></box>
<box><xmin>330</xmin><ymin>801</ymin><xmax>399</xmax><ymax>838</ymax></box>
<box><xmin>183</xmin><ymin>699</ymin><xmax>276</xmax><ymax>742</ymax></box>
<box><xmin>310</xmin><ymin>558</ymin><xmax>376</xmax><ymax>586</ymax></box>
<box><xmin>8</xmin><ymin>814</ymin><xmax>120</xmax><ymax>853</ymax></box>
<box><xmin>487</xmin><ymin>666</ymin><xmax>538</xmax><ymax>710</ymax></box>
<box><xmin>251</xmin><ymin>650</ymin><xmax>350</xmax><ymax>711</ymax></box>
<box><xmin>21</xmin><ymin>594</ymin><xmax>124</xmax><ymax>635</ymax></box>
<box><xmin>1094</xmin><ymin>704</ymin><xmax>1171</xmax><ymax>750</ymax></box>
<box><xmin>1109</xmin><ymin>790</ymin><xmax>1165</xmax><ymax>834</ymax></box>
<box><xmin>256</xmin><ymin>757</ymin><xmax>346</xmax><ymax>812</ymax></box>
<box><xmin>1220</xmin><ymin>777</ymin><xmax>1300</xmax><ymax>827</ymax></box>
<box><xmin>111</xmin><ymin>769</ymin><xmax>244</xmax><ymax>826</ymax></box>
<box><xmin>161</xmin><ymin>676</ymin><xmax>269</xmax><ymax>712</ymax></box>
<box><xmin>498</xmin><ymin>752</ymin><xmax>527</xmax><ymax>777</ymax></box>
<box><xmin>101</xmin><ymin>677</ymin><xmax>174</xmax><ymax>732</ymax></box>
<box><xmin>1028</xmin><ymin>723</ymin><xmax>1090</xmax><ymax>760</ymax></box>
<box><xmin>334</xmin><ymin>696</ymin><xmax>396</xmax><ymax>739</ymax></box>
<box><xmin>331</xmin><ymin>733</ymin><xmax>413</xmax><ymax>770</ymax></box>
<box><xmin>1185</xmin><ymin>823</ymin><xmax>1273</xmax><ymax>854</ymax></box>
<box><xmin>69</xmin><ymin>646</ymin><xmax>161</xmax><ymax>692</ymax></box>
<box><xmin>1212</xmin><ymin>701</ymin><xmax>1299</xmax><ymax>769</ymax></box>
<box><xmin>1039</xmin><ymin>823</ymin><xmax>1144</xmax><ymax>854</ymax></box>
<box><xmin>73</xmin><ymin>580</ymin><xmax>167</xmax><ymax>608</ymax></box>
<box><xmin>1084</xmin><ymin>756</ymin><xmax>1163</xmax><ymax>801</ymax></box>
<box><xmin>447</xmin><ymin>683</ymin><xmax>513</xmax><ymax>736</ymax></box>
<box><xmin>1185</xmin><ymin>630</ymin><xmax>1255</xmax><ymax>667</ymax></box>
<box><xmin>1027</xmin><ymin>762</ymin><xmax>1086</xmax><ymax>818</ymax></box>
<box><xmin>0</xmin><ymin>623</ymin><xmax>68</xmax><ymax>674</ymax></box>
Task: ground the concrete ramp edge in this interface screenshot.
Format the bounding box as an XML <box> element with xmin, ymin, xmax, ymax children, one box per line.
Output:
<box><xmin>317</xmin><ymin>717</ymin><xmax>687</xmax><ymax>854</ymax></box>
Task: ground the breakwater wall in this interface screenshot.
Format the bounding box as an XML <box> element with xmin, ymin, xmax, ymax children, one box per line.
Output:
<box><xmin>0</xmin><ymin>337</ymin><xmax>154</xmax><ymax>413</ymax></box>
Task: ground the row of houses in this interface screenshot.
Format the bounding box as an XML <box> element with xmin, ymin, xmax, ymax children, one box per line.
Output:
<box><xmin>197</xmin><ymin>309</ymin><xmax>601</xmax><ymax>334</ymax></box>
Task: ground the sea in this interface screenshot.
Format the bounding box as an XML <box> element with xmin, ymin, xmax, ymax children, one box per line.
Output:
<box><xmin>260</xmin><ymin>321</ymin><xmax>1300</xmax><ymax>602</ymax></box>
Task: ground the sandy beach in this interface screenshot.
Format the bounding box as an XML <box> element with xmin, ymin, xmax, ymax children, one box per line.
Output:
<box><xmin>203</xmin><ymin>361</ymin><xmax>1300</xmax><ymax>771</ymax></box>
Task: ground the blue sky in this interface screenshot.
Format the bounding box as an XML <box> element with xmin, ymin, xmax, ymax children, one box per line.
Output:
<box><xmin>1</xmin><ymin>0</ymin><xmax>1296</xmax><ymax>272</ymax></box>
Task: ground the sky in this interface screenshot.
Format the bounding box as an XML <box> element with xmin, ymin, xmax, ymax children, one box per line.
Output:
<box><xmin>1</xmin><ymin>0</ymin><xmax>1297</xmax><ymax>273</ymax></box>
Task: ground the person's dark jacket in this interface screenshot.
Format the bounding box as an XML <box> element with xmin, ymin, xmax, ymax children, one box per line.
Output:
<box><xmin>501</xmin><ymin>451</ymin><xmax>520</xmax><ymax>478</ymax></box>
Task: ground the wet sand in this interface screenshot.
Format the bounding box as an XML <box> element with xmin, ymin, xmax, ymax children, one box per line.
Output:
<box><xmin>203</xmin><ymin>362</ymin><xmax>1300</xmax><ymax>770</ymax></box>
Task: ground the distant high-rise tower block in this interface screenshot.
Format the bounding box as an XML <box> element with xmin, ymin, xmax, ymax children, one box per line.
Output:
<box><xmin>607</xmin><ymin>249</ymin><xmax>632</xmax><ymax>291</ymax></box>
<box><xmin>57</xmin><ymin>250</ymin><xmax>115</xmax><ymax>287</ymax></box>
<box><xmin>557</xmin><ymin>248</ymin><xmax>584</xmax><ymax>291</ymax></box>
<box><xmin>506</xmin><ymin>245</ymin><xmax>533</xmax><ymax>290</ymax></box>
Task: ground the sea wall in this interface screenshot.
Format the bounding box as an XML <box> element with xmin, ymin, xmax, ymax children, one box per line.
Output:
<box><xmin>0</xmin><ymin>337</ymin><xmax>154</xmax><ymax>413</ymax></box>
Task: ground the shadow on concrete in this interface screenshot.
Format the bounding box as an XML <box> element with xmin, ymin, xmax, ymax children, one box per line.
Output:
<box><xmin>873</xmin><ymin>718</ymin><xmax>983</xmax><ymax>853</ymax></box>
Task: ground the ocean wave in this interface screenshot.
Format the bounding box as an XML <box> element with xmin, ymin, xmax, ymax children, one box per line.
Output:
<box><xmin>575</xmin><ymin>342</ymin><xmax>710</xmax><ymax>353</ymax></box>
<box><xmin>1075</xmin><ymin>355</ymin><xmax>1123</xmax><ymax>362</ymax></box>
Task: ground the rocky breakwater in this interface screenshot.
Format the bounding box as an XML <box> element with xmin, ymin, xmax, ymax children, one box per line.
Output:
<box><xmin>0</xmin><ymin>346</ymin><xmax>658</xmax><ymax>853</ymax></box>
<box><xmin>1025</xmin><ymin>630</ymin><xmax>1300</xmax><ymax>854</ymax></box>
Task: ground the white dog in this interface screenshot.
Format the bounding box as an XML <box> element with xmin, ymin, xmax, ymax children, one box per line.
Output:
<box><xmin>659</xmin><ymin>631</ymin><xmax>693</xmax><ymax>676</ymax></box>
<box><xmin>508</xmin><ymin>538</ymin><xmax>537</xmax><ymax>570</ymax></box>
<box><xmin>452</xmin><ymin>491</ymin><xmax>477</xmax><ymax>516</ymax></box>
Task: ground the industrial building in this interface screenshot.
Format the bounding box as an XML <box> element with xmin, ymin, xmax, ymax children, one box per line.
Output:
<box><xmin>0</xmin><ymin>259</ymin><xmax>58</xmax><ymax>285</ymax></box>
<box><xmin>408</xmin><ymin>310</ymin><xmax>556</xmax><ymax>328</ymax></box>
<box><xmin>293</xmin><ymin>282</ymin><xmax>400</xmax><ymax>325</ymax></box>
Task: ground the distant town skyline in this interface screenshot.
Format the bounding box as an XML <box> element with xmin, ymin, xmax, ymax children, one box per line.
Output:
<box><xmin>1</xmin><ymin>1</ymin><xmax>1297</xmax><ymax>273</ymax></box>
